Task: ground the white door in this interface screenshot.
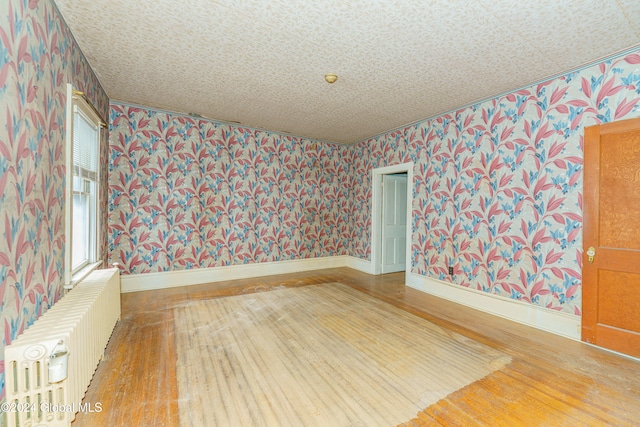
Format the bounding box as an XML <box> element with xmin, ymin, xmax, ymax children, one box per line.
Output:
<box><xmin>381</xmin><ymin>174</ymin><xmax>407</xmax><ymax>273</ymax></box>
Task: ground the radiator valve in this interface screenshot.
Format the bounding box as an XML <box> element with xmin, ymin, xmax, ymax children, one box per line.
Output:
<box><xmin>48</xmin><ymin>340</ymin><xmax>69</xmax><ymax>383</ymax></box>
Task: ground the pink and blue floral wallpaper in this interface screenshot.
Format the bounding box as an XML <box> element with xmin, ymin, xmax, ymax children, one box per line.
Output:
<box><xmin>108</xmin><ymin>104</ymin><xmax>350</xmax><ymax>274</ymax></box>
<box><xmin>348</xmin><ymin>51</ymin><xmax>640</xmax><ymax>315</ymax></box>
<box><xmin>109</xmin><ymin>50</ymin><xmax>640</xmax><ymax>318</ymax></box>
<box><xmin>2</xmin><ymin>0</ymin><xmax>640</xmax><ymax>403</ymax></box>
<box><xmin>0</xmin><ymin>0</ymin><xmax>109</xmax><ymax>399</ymax></box>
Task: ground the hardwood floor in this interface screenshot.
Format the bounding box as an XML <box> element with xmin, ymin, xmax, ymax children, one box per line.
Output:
<box><xmin>73</xmin><ymin>268</ymin><xmax>640</xmax><ymax>426</ymax></box>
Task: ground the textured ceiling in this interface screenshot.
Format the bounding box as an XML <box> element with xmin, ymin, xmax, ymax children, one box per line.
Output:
<box><xmin>53</xmin><ymin>0</ymin><xmax>640</xmax><ymax>144</ymax></box>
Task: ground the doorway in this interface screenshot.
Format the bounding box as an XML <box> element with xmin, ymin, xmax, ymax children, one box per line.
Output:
<box><xmin>583</xmin><ymin>117</ymin><xmax>640</xmax><ymax>358</ymax></box>
<box><xmin>371</xmin><ymin>162</ymin><xmax>413</xmax><ymax>276</ymax></box>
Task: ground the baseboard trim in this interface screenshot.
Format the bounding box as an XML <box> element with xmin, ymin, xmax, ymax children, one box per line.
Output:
<box><xmin>406</xmin><ymin>272</ymin><xmax>581</xmax><ymax>340</ymax></box>
<box><xmin>346</xmin><ymin>256</ymin><xmax>373</xmax><ymax>274</ymax></box>
<box><xmin>121</xmin><ymin>256</ymin><xmax>349</xmax><ymax>293</ymax></box>
<box><xmin>121</xmin><ymin>261</ymin><xmax>580</xmax><ymax>340</ymax></box>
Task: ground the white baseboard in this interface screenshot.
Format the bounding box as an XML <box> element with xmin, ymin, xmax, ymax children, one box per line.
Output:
<box><xmin>121</xmin><ymin>259</ymin><xmax>579</xmax><ymax>341</ymax></box>
<box><xmin>346</xmin><ymin>256</ymin><xmax>373</xmax><ymax>274</ymax></box>
<box><xmin>121</xmin><ymin>256</ymin><xmax>349</xmax><ymax>293</ymax></box>
<box><xmin>406</xmin><ymin>272</ymin><xmax>581</xmax><ymax>340</ymax></box>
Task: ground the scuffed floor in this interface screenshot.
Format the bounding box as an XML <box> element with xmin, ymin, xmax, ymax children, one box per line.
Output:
<box><xmin>174</xmin><ymin>284</ymin><xmax>510</xmax><ymax>426</ymax></box>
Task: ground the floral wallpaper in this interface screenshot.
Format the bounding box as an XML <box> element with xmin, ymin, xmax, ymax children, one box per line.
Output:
<box><xmin>0</xmin><ymin>0</ymin><xmax>109</xmax><ymax>400</ymax></box>
<box><xmin>108</xmin><ymin>104</ymin><xmax>350</xmax><ymax>274</ymax></box>
<box><xmin>348</xmin><ymin>50</ymin><xmax>640</xmax><ymax>315</ymax></box>
<box><xmin>2</xmin><ymin>1</ymin><xmax>640</xmax><ymax>405</ymax></box>
<box><xmin>111</xmin><ymin>49</ymin><xmax>640</xmax><ymax>316</ymax></box>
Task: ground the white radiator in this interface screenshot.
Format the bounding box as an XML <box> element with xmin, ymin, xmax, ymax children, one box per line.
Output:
<box><xmin>4</xmin><ymin>268</ymin><xmax>121</xmax><ymax>427</ymax></box>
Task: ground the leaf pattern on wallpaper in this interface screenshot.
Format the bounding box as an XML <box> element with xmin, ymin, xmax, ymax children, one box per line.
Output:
<box><xmin>108</xmin><ymin>105</ymin><xmax>350</xmax><ymax>274</ymax></box>
<box><xmin>3</xmin><ymin>2</ymin><xmax>639</xmax><ymax>404</ymax></box>
<box><xmin>348</xmin><ymin>51</ymin><xmax>640</xmax><ymax>315</ymax></box>
<box><xmin>0</xmin><ymin>0</ymin><xmax>109</xmax><ymax>400</ymax></box>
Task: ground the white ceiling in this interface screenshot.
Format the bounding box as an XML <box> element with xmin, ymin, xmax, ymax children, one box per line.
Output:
<box><xmin>54</xmin><ymin>0</ymin><xmax>640</xmax><ymax>144</ymax></box>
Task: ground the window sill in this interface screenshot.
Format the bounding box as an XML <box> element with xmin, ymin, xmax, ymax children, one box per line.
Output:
<box><xmin>65</xmin><ymin>261</ymin><xmax>103</xmax><ymax>291</ymax></box>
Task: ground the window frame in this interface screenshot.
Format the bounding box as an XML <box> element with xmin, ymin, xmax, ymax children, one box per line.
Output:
<box><xmin>64</xmin><ymin>84</ymin><xmax>104</xmax><ymax>289</ymax></box>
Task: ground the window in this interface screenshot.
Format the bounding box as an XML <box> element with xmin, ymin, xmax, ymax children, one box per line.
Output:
<box><xmin>65</xmin><ymin>84</ymin><xmax>103</xmax><ymax>287</ymax></box>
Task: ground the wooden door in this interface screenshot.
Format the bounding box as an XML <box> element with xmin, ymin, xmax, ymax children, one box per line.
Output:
<box><xmin>381</xmin><ymin>174</ymin><xmax>407</xmax><ymax>274</ymax></box>
<box><xmin>583</xmin><ymin>117</ymin><xmax>640</xmax><ymax>358</ymax></box>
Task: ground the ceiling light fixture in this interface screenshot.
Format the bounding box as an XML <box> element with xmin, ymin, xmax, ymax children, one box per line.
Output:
<box><xmin>324</xmin><ymin>73</ymin><xmax>338</xmax><ymax>84</ymax></box>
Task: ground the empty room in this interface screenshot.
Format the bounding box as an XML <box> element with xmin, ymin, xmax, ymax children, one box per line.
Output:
<box><xmin>1</xmin><ymin>0</ymin><xmax>640</xmax><ymax>426</ymax></box>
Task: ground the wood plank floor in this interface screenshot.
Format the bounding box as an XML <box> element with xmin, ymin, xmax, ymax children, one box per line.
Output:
<box><xmin>73</xmin><ymin>268</ymin><xmax>640</xmax><ymax>426</ymax></box>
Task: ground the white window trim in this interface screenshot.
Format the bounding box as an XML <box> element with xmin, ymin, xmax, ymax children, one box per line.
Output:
<box><xmin>64</xmin><ymin>83</ymin><xmax>104</xmax><ymax>288</ymax></box>
<box><xmin>64</xmin><ymin>260</ymin><xmax>103</xmax><ymax>291</ymax></box>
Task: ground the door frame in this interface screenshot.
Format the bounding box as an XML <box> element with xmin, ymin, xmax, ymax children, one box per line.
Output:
<box><xmin>371</xmin><ymin>162</ymin><xmax>414</xmax><ymax>276</ymax></box>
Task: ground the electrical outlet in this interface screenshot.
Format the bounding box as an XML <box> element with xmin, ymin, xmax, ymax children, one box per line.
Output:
<box><xmin>448</xmin><ymin>266</ymin><xmax>454</xmax><ymax>275</ymax></box>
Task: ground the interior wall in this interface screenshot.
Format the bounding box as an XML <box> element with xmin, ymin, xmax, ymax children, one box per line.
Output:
<box><xmin>348</xmin><ymin>49</ymin><xmax>640</xmax><ymax>315</ymax></box>
<box><xmin>2</xmin><ymin>6</ymin><xmax>638</xmax><ymax>407</ymax></box>
<box><xmin>0</xmin><ymin>0</ymin><xmax>109</xmax><ymax>400</ymax></box>
<box><xmin>108</xmin><ymin>103</ymin><xmax>350</xmax><ymax>274</ymax></box>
